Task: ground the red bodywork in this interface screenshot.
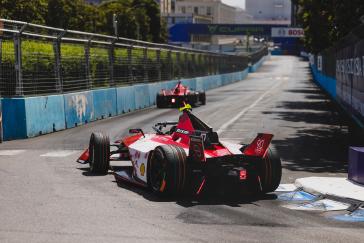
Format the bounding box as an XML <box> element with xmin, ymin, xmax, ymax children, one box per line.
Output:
<box><xmin>161</xmin><ymin>82</ymin><xmax>191</xmax><ymax>96</ymax></box>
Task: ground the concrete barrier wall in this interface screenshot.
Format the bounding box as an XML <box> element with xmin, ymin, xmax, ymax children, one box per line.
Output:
<box><xmin>93</xmin><ymin>88</ymin><xmax>117</xmax><ymax>120</ymax></box>
<box><xmin>64</xmin><ymin>91</ymin><xmax>95</xmax><ymax>128</ymax></box>
<box><xmin>2</xmin><ymin>98</ymin><xmax>27</xmax><ymax>140</ymax></box>
<box><xmin>25</xmin><ymin>95</ymin><xmax>66</xmax><ymax>137</ymax></box>
<box><xmin>1</xmin><ymin>56</ymin><xmax>267</xmax><ymax>141</ymax></box>
<box><xmin>116</xmin><ymin>86</ymin><xmax>136</xmax><ymax>114</ymax></box>
<box><xmin>310</xmin><ymin>64</ymin><xmax>336</xmax><ymax>99</ymax></box>
<box><xmin>2</xmin><ymin>95</ymin><xmax>66</xmax><ymax>140</ymax></box>
<box><xmin>249</xmin><ymin>55</ymin><xmax>267</xmax><ymax>73</ymax></box>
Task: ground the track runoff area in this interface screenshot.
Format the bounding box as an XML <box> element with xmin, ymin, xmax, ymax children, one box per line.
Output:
<box><xmin>0</xmin><ymin>56</ymin><xmax>363</xmax><ymax>243</ymax></box>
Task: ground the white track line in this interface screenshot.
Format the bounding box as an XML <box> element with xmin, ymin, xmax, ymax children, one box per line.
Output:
<box><xmin>217</xmin><ymin>81</ymin><xmax>283</xmax><ymax>134</ymax></box>
<box><xmin>0</xmin><ymin>150</ymin><xmax>26</xmax><ymax>156</ymax></box>
<box><xmin>40</xmin><ymin>150</ymin><xmax>79</xmax><ymax>157</ymax></box>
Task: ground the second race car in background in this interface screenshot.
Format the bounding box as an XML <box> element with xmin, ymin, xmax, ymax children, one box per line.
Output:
<box><xmin>156</xmin><ymin>81</ymin><xmax>206</xmax><ymax>108</ymax></box>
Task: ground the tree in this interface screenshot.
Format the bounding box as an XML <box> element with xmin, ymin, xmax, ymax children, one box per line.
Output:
<box><xmin>0</xmin><ymin>0</ymin><xmax>48</xmax><ymax>24</ymax></box>
<box><xmin>0</xmin><ymin>0</ymin><xmax>167</xmax><ymax>43</ymax></box>
<box><xmin>295</xmin><ymin>0</ymin><xmax>364</xmax><ymax>53</ymax></box>
<box><xmin>132</xmin><ymin>0</ymin><xmax>166</xmax><ymax>42</ymax></box>
<box><xmin>47</xmin><ymin>0</ymin><xmax>100</xmax><ymax>32</ymax></box>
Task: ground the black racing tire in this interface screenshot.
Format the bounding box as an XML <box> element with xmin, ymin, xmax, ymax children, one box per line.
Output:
<box><xmin>188</xmin><ymin>93</ymin><xmax>199</xmax><ymax>107</ymax></box>
<box><xmin>199</xmin><ymin>92</ymin><xmax>206</xmax><ymax>105</ymax></box>
<box><xmin>259</xmin><ymin>147</ymin><xmax>282</xmax><ymax>193</ymax></box>
<box><xmin>156</xmin><ymin>94</ymin><xmax>166</xmax><ymax>108</ymax></box>
<box><xmin>148</xmin><ymin>145</ymin><xmax>187</xmax><ymax>196</ymax></box>
<box><xmin>89</xmin><ymin>132</ymin><xmax>110</xmax><ymax>174</ymax></box>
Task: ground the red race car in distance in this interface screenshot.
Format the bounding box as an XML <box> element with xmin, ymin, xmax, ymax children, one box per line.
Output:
<box><xmin>156</xmin><ymin>81</ymin><xmax>206</xmax><ymax>108</ymax></box>
<box><xmin>77</xmin><ymin>105</ymin><xmax>282</xmax><ymax>197</ymax></box>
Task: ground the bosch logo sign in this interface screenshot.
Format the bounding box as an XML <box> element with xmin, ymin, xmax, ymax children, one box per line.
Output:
<box><xmin>288</xmin><ymin>29</ymin><xmax>304</xmax><ymax>36</ymax></box>
<box><xmin>272</xmin><ymin>28</ymin><xmax>304</xmax><ymax>38</ymax></box>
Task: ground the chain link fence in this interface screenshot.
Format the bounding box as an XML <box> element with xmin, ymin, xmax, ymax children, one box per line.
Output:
<box><xmin>315</xmin><ymin>24</ymin><xmax>364</xmax><ymax>78</ymax></box>
<box><xmin>0</xmin><ymin>19</ymin><xmax>267</xmax><ymax>97</ymax></box>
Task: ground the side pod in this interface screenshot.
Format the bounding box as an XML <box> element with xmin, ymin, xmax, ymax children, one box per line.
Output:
<box><xmin>242</xmin><ymin>133</ymin><xmax>273</xmax><ymax>157</ymax></box>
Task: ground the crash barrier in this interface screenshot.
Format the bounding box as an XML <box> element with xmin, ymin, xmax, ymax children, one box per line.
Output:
<box><xmin>1</xmin><ymin>62</ymin><xmax>260</xmax><ymax>140</ymax></box>
<box><xmin>0</xmin><ymin>19</ymin><xmax>267</xmax><ymax>97</ymax></box>
<box><xmin>310</xmin><ymin>64</ymin><xmax>336</xmax><ymax>99</ymax></box>
<box><xmin>309</xmin><ymin>23</ymin><xmax>364</xmax><ymax>129</ymax></box>
<box><xmin>249</xmin><ymin>55</ymin><xmax>268</xmax><ymax>73</ymax></box>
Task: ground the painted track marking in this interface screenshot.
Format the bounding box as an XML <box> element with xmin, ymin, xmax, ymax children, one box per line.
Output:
<box><xmin>40</xmin><ymin>150</ymin><xmax>79</xmax><ymax>157</ymax></box>
<box><xmin>217</xmin><ymin>80</ymin><xmax>283</xmax><ymax>134</ymax></box>
<box><xmin>0</xmin><ymin>150</ymin><xmax>26</xmax><ymax>156</ymax></box>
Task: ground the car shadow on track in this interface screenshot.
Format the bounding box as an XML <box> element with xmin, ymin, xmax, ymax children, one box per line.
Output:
<box><xmin>263</xmin><ymin>77</ymin><xmax>358</xmax><ymax>174</ymax></box>
<box><xmin>77</xmin><ymin>165</ymin><xmax>278</xmax><ymax>207</ymax></box>
<box><xmin>112</xmin><ymin>174</ymin><xmax>277</xmax><ymax>207</ymax></box>
<box><xmin>78</xmin><ymin>167</ymin><xmax>115</xmax><ymax>176</ymax></box>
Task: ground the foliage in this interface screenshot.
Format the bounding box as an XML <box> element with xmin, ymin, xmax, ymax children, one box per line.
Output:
<box><xmin>295</xmin><ymin>0</ymin><xmax>364</xmax><ymax>53</ymax></box>
<box><xmin>0</xmin><ymin>0</ymin><xmax>167</xmax><ymax>43</ymax></box>
<box><xmin>0</xmin><ymin>0</ymin><xmax>48</xmax><ymax>24</ymax></box>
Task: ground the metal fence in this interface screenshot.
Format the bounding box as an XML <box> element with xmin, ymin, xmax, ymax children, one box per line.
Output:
<box><xmin>0</xmin><ymin>19</ymin><xmax>267</xmax><ymax>97</ymax></box>
<box><xmin>316</xmin><ymin>24</ymin><xmax>364</xmax><ymax>78</ymax></box>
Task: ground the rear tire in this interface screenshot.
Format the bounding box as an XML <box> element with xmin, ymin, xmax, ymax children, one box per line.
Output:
<box><xmin>148</xmin><ymin>145</ymin><xmax>187</xmax><ymax>196</ymax></box>
<box><xmin>258</xmin><ymin>147</ymin><xmax>282</xmax><ymax>193</ymax></box>
<box><xmin>199</xmin><ymin>92</ymin><xmax>206</xmax><ymax>105</ymax></box>
<box><xmin>89</xmin><ymin>132</ymin><xmax>110</xmax><ymax>174</ymax></box>
<box><xmin>156</xmin><ymin>94</ymin><xmax>165</xmax><ymax>108</ymax></box>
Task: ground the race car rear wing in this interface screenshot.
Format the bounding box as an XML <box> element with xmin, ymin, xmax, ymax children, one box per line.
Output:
<box><xmin>242</xmin><ymin>133</ymin><xmax>273</xmax><ymax>157</ymax></box>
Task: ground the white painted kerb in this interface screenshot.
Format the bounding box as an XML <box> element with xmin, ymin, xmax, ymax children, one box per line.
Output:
<box><xmin>295</xmin><ymin>177</ymin><xmax>364</xmax><ymax>202</ymax></box>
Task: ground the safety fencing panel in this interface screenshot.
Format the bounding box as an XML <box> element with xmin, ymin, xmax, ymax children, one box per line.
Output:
<box><xmin>0</xmin><ymin>19</ymin><xmax>267</xmax><ymax>97</ymax></box>
<box><xmin>310</xmin><ymin>24</ymin><xmax>364</xmax><ymax>126</ymax></box>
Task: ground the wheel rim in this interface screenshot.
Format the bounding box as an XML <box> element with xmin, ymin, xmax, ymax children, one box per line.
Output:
<box><xmin>150</xmin><ymin>150</ymin><xmax>168</xmax><ymax>192</ymax></box>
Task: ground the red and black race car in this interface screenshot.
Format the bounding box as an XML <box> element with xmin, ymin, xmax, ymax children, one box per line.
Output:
<box><xmin>77</xmin><ymin>105</ymin><xmax>282</xmax><ymax>197</ymax></box>
<box><xmin>156</xmin><ymin>82</ymin><xmax>206</xmax><ymax>108</ymax></box>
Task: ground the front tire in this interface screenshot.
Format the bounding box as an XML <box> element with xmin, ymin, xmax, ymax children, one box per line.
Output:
<box><xmin>89</xmin><ymin>132</ymin><xmax>110</xmax><ymax>174</ymax></box>
<box><xmin>148</xmin><ymin>145</ymin><xmax>187</xmax><ymax>196</ymax></box>
<box><xmin>199</xmin><ymin>92</ymin><xmax>206</xmax><ymax>105</ymax></box>
<box><xmin>258</xmin><ymin>147</ymin><xmax>282</xmax><ymax>193</ymax></box>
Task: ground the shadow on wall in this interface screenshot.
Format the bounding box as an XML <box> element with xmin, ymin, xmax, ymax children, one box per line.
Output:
<box><xmin>265</xmin><ymin>78</ymin><xmax>350</xmax><ymax>174</ymax></box>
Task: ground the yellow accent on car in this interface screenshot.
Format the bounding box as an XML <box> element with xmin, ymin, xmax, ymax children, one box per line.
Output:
<box><xmin>179</xmin><ymin>103</ymin><xmax>192</xmax><ymax>112</ymax></box>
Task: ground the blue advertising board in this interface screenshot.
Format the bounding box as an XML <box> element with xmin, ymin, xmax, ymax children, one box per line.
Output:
<box><xmin>169</xmin><ymin>24</ymin><xmax>286</xmax><ymax>42</ymax></box>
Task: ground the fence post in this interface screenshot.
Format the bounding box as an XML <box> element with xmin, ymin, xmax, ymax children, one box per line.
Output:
<box><xmin>176</xmin><ymin>51</ymin><xmax>180</xmax><ymax>79</ymax></box>
<box><xmin>156</xmin><ymin>49</ymin><xmax>161</xmax><ymax>82</ymax></box>
<box><xmin>191</xmin><ymin>53</ymin><xmax>196</xmax><ymax>77</ymax></box>
<box><xmin>143</xmin><ymin>47</ymin><xmax>148</xmax><ymax>82</ymax></box>
<box><xmin>109</xmin><ymin>41</ymin><xmax>115</xmax><ymax>87</ymax></box>
<box><xmin>53</xmin><ymin>39</ymin><xmax>63</xmax><ymax>93</ymax></box>
<box><xmin>14</xmin><ymin>34</ymin><xmax>23</xmax><ymax>96</ymax></box>
<box><xmin>168</xmin><ymin>50</ymin><xmax>173</xmax><ymax>80</ymax></box>
<box><xmin>184</xmin><ymin>52</ymin><xmax>188</xmax><ymax>78</ymax></box>
<box><xmin>84</xmin><ymin>40</ymin><xmax>91</xmax><ymax>89</ymax></box>
<box><xmin>128</xmin><ymin>46</ymin><xmax>133</xmax><ymax>84</ymax></box>
<box><xmin>215</xmin><ymin>56</ymin><xmax>219</xmax><ymax>74</ymax></box>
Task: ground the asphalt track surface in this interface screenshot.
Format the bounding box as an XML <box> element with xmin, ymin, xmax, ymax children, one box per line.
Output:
<box><xmin>1</xmin><ymin>56</ymin><xmax>363</xmax><ymax>242</ymax></box>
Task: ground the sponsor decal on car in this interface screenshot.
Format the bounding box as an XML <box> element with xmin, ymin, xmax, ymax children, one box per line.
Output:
<box><xmin>176</xmin><ymin>128</ymin><xmax>189</xmax><ymax>135</ymax></box>
<box><xmin>140</xmin><ymin>163</ymin><xmax>145</xmax><ymax>176</ymax></box>
<box><xmin>255</xmin><ymin>139</ymin><xmax>264</xmax><ymax>154</ymax></box>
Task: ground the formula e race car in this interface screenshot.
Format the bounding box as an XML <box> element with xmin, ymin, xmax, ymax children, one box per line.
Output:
<box><xmin>77</xmin><ymin>105</ymin><xmax>282</xmax><ymax>197</ymax></box>
<box><xmin>156</xmin><ymin>82</ymin><xmax>206</xmax><ymax>108</ymax></box>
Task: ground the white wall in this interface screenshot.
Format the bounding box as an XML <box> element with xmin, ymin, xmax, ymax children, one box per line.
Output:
<box><xmin>245</xmin><ymin>0</ymin><xmax>291</xmax><ymax>21</ymax></box>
